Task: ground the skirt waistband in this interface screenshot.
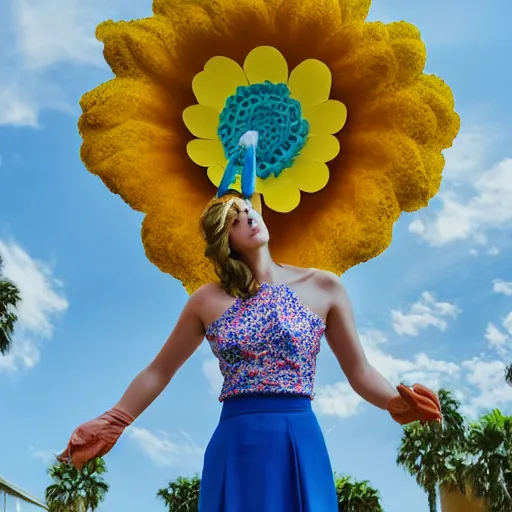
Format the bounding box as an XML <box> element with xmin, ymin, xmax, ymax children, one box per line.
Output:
<box><xmin>220</xmin><ymin>394</ymin><xmax>312</xmax><ymax>420</ymax></box>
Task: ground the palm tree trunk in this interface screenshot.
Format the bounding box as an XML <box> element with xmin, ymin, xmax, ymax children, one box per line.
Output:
<box><xmin>427</xmin><ymin>486</ymin><xmax>438</xmax><ymax>512</ymax></box>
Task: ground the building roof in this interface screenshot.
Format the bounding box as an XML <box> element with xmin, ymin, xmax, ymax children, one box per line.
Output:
<box><xmin>0</xmin><ymin>475</ymin><xmax>48</xmax><ymax>510</ymax></box>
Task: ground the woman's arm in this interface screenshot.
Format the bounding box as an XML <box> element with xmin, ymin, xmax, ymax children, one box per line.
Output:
<box><xmin>58</xmin><ymin>290</ymin><xmax>208</xmax><ymax>468</ymax></box>
<box><xmin>323</xmin><ymin>274</ymin><xmax>399</xmax><ymax>409</ymax></box>
<box><xmin>113</xmin><ymin>291</ymin><xmax>205</xmax><ymax>419</ymax></box>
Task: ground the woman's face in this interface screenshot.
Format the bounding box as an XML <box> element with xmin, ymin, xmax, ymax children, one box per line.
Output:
<box><xmin>228</xmin><ymin>199</ymin><xmax>270</xmax><ymax>256</ymax></box>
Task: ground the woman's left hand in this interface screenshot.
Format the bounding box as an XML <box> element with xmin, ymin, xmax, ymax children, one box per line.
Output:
<box><xmin>386</xmin><ymin>384</ymin><xmax>442</xmax><ymax>425</ymax></box>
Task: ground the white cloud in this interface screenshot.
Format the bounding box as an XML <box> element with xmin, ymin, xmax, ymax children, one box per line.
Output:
<box><xmin>315</xmin><ymin>329</ymin><xmax>461</xmax><ymax>418</ymax></box>
<box><xmin>504</xmin><ymin>313</ymin><xmax>512</xmax><ymax>335</ymax></box>
<box><xmin>485</xmin><ymin>322</ymin><xmax>508</xmax><ymax>347</ymax></box>
<box><xmin>483</xmin><ymin>284</ymin><xmax>512</xmax><ymax>355</ymax></box>
<box><xmin>316</xmin><ymin>290</ymin><xmax>512</xmax><ymax>421</ymax></box>
<box><xmin>315</xmin><ymin>382</ymin><xmax>365</xmax><ymax>418</ymax></box>
<box><xmin>0</xmin><ymin>85</ymin><xmax>39</xmax><ymax>127</ymax></box>
<box><xmin>29</xmin><ymin>446</ymin><xmax>59</xmax><ymax>465</ymax></box>
<box><xmin>408</xmin><ymin>219</ymin><xmax>424</xmax><ymax>236</ymax></box>
<box><xmin>391</xmin><ymin>292</ymin><xmax>460</xmax><ymax>337</ymax></box>
<box><xmin>484</xmin><ymin>323</ymin><xmax>509</xmax><ymax>354</ymax></box>
<box><xmin>12</xmin><ymin>0</ymin><xmax>105</xmax><ymax>71</ymax></box>
<box><xmin>442</xmin><ymin>124</ymin><xmax>499</xmax><ymax>182</ymax></box>
<box><xmin>127</xmin><ymin>427</ymin><xmax>203</xmax><ymax>469</ymax></box>
<box><xmin>0</xmin><ymin>0</ymin><xmax>115</xmax><ymax>127</ymax></box>
<box><xmin>316</xmin><ymin>325</ymin><xmax>512</xmax><ymax>421</ymax></box>
<box><xmin>460</xmin><ymin>359</ymin><xmax>512</xmax><ymax>418</ymax></box>
<box><xmin>487</xmin><ymin>247</ymin><xmax>500</xmax><ymax>256</ymax></box>
<box><xmin>408</xmin><ymin>159</ymin><xmax>512</xmax><ymax>245</ymax></box>
<box><xmin>408</xmin><ymin>122</ymin><xmax>511</xmax><ymax>247</ymax></box>
<box><xmin>0</xmin><ymin>240</ymin><xmax>68</xmax><ymax>373</ymax></box>
<box><xmin>493</xmin><ymin>279</ymin><xmax>512</xmax><ymax>296</ymax></box>
<box><xmin>202</xmin><ymin>358</ymin><xmax>223</xmax><ymax>396</ymax></box>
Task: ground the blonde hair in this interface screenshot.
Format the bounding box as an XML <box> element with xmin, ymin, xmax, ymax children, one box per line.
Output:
<box><xmin>200</xmin><ymin>193</ymin><xmax>260</xmax><ymax>299</ymax></box>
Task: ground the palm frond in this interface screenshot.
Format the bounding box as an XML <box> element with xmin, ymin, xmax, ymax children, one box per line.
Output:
<box><xmin>0</xmin><ymin>253</ymin><xmax>22</xmax><ymax>354</ymax></box>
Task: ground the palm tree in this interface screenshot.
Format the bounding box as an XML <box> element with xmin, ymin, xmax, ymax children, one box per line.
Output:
<box><xmin>157</xmin><ymin>473</ymin><xmax>383</xmax><ymax>511</ymax></box>
<box><xmin>505</xmin><ymin>364</ymin><xmax>512</xmax><ymax>386</ymax></box>
<box><xmin>465</xmin><ymin>409</ymin><xmax>512</xmax><ymax>512</ymax></box>
<box><xmin>45</xmin><ymin>458</ymin><xmax>109</xmax><ymax>512</ymax></box>
<box><xmin>157</xmin><ymin>476</ymin><xmax>200</xmax><ymax>512</ymax></box>
<box><xmin>397</xmin><ymin>389</ymin><xmax>467</xmax><ymax>512</ymax></box>
<box><xmin>0</xmin><ymin>254</ymin><xmax>21</xmax><ymax>354</ymax></box>
<box><xmin>334</xmin><ymin>474</ymin><xmax>383</xmax><ymax>511</ymax></box>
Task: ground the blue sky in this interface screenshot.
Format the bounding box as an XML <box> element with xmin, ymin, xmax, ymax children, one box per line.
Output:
<box><xmin>1</xmin><ymin>0</ymin><xmax>511</xmax><ymax>511</ymax></box>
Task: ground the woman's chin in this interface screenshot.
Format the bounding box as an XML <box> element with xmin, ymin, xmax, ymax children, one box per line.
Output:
<box><xmin>244</xmin><ymin>236</ymin><xmax>268</xmax><ymax>251</ymax></box>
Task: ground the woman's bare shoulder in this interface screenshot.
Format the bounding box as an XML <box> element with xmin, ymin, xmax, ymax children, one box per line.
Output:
<box><xmin>190</xmin><ymin>282</ymin><xmax>226</xmax><ymax>303</ymax></box>
<box><xmin>312</xmin><ymin>269</ymin><xmax>342</xmax><ymax>289</ymax></box>
<box><xmin>281</xmin><ymin>264</ymin><xmax>340</xmax><ymax>289</ymax></box>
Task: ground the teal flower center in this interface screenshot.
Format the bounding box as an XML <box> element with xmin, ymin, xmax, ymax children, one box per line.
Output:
<box><xmin>218</xmin><ymin>81</ymin><xmax>309</xmax><ymax>179</ymax></box>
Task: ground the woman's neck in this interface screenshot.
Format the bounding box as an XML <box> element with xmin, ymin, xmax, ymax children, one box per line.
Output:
<box><xmin>241</xmin><ymin>248</ymin><xmax>282</xmax><ymax>284</ymax></box>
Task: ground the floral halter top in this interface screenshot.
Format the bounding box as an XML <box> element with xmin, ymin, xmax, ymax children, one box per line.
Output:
<box><xmin>206</xmin><ymin>282</ymin><xmax>326</xmax><ymax>402</ymax></box>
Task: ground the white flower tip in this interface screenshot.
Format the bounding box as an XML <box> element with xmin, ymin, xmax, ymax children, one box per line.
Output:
<box><xmin>239</xmin><ymin>130</ymin><xmax>259</xmax><ymax>148</ymax></box>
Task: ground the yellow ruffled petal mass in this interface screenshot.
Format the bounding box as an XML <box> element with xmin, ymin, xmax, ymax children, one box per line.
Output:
<box><xmin>78</xmin><ymin>0</ymin><xmax>460</xmax><ymax>294</ymax></box>
<box><xmin>244</xmin><ymin>46</ymin><xmax>289</xmax><ymax>84</ymax></box>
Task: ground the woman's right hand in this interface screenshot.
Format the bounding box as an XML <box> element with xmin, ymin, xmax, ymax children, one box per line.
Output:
<box><xmin>57</xmin><ymin>408</ymin><xmax>134</xmax><ymax>470</ymax></box>
<box><xmin>387</xmin><ymin>384</ymin><xmax>442</xmax><ymax>425</ymax></box>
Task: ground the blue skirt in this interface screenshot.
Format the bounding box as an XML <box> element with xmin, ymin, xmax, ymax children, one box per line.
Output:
<box><xmin>199</xmin><ymin>395</ymin><xmax>338</xmax><ymax>512</ymax></box>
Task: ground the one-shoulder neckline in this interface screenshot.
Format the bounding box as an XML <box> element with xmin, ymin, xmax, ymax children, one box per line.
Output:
<box><xmin>205</xmin><ymin>282</ymin><xmax>326</xmax><ymax>335</ymax></box>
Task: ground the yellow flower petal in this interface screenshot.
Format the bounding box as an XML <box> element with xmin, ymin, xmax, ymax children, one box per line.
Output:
<box><xmin>264</xmin><ymin>183</ymin><xmax>301</xmax><ymax>213</ymax></box>
<box><xmin>288</xmin><ymin>59</ymin><xmax>332</xmax><ymax>108</ymax></box>
<box><xmin>207</xmin><ymin>164</ymin><xmax>241</xmax><ymax>191</ymax></box>
<box><xmin>303</xmin><ymin>100</ymin><xmax>347</xmax><ymax>135</ymax></box>
<box><xmin>286</xmin><ymin>155</ymin><xmax>330</xmax><ymax>193</ymax></box>
<box><xmin>187</xmin><ymin>139</ymin><xmax>227</xmax><ymax>167</ymax></box>
<box><xmin>192</xmin><ymin>56</ymin><xmax>248</xmax><ymax>111</ymax></box>
<box><xmin>254</xmin><ymin>174</ymin><xmax>299</xmax><ymax>213</ymax></box>
<box><xmin>206</xmin><ymin>165</ymin><xmax>224</xmax><ymax>186</ymax></box>
<box><xmin>300</xmin><ymin>135</ymin><xmax>340</xmax><ymax>162</ymax></box>
<box><xmin>244</xmin><ymin>46</ymin><xmax>289</xmax><ymax>84</ymax></box>
<box><xmin>183</xmin><ymin>105</ymin><xmax>220</xmax><ymax>140</ymax></box>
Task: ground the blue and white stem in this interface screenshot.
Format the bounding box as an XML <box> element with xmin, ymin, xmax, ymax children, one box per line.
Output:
<box><xmin>216</xmin><ymin>130</ymin><xmax>259</xmax><ymax>200</ymax></box>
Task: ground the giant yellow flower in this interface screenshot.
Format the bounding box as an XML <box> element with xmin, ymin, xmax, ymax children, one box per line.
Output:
<box><xmin>79</xmin><ymin>0</ymin><xmax>460</xmax><ymax>293</ymax></box>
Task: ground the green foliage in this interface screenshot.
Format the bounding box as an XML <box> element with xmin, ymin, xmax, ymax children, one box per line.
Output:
<box><xmin>505</xmin><ymin>364</ymin><xmax>512</xmax><ymax>386</ymax></box>
<box><xmin>157</xmin><ymin>476</ymin><xmax>200</xmax><ymax>512</ymax></box>
<box><xmin>465</xmin><ymin>409</ymin><xmax>512</xmax><ymax>512</ymax></box>
<box><xmin>397</xmin><ymin>388</ymin><xmax>512</xmax><ymax>512</ymax></box>
<box><xmin>334</xmin><ymin>474</ymin><xmax>383</xmax><ymax>511</ymax></box>
<box><xmin>397</xmin><ymin>389</ymin><xmax>467</xmax><ymax>512</ymax></box>
<box><xmin>45</xmin><ymin>458</ymin><xmax>109</xmax><ymax>512</ymax></box>
<box><xmin>0</xmin><ymin>254</ymin><xmax>21</xmax><ymax>355</ymax></box>
<box><xmin>157</xmin><ymin>473</ymin><xmax>383</xmax><ymax>512</ymax></box>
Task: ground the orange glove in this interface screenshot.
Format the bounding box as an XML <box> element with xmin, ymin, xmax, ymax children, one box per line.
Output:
<box><xmin>57</xmin><ymin>408</ymin><xmax>134</xmax><ymax>470</ymax></box>
<box><xmin>386</xmin><ymin>383</ymin><xmax>442</xmax><ymax>425</ymax></box>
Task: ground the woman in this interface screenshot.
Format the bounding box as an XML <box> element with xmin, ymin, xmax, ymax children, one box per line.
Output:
<box><xmin>58</xmin><ymin>189</ymin><xmax>441</xmax><ymax>511</ymax></box>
